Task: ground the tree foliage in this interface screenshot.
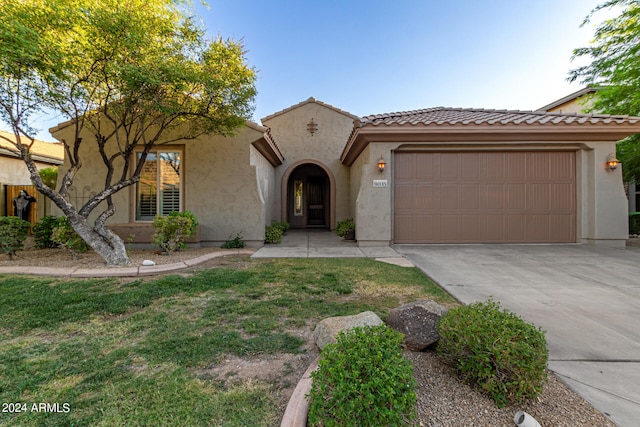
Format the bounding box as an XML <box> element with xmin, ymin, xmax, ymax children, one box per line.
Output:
<box><xmin>0</xmin><ymin>0</ymin><xmax>256</xmax><ymax>265</ymax></box>
<box><xmin>569</xmin><ymin>0</ymin><xmax>640</xmax><ymax>181</ymax></box>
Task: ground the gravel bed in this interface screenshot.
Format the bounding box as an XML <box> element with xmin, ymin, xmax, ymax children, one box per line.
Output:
<box><xmin>406</xmin><ymin>350</ymin><xmax>615</xmax><ymax>427</ymax></box>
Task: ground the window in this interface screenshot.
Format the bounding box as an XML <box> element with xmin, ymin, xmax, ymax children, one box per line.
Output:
<box><xmin>135</xmin><ymin>149</ymin><xmax>182</xmax><ymax>221</ymax></box>
<box><xmin>294</xmin><ymin>180</ymin><xmax>303</xmax><ymax>216</ymax></box>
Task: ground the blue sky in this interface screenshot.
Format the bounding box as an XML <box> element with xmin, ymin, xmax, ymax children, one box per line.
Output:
<box><xmin>200</xmin><ymin>0</ymin><xmax>607</xmax><ymax>121</ymax></box>
<box><xmin>16</xmin><ymin>0</ymin><xmax>613</xmax><ymax>140</ymax></box>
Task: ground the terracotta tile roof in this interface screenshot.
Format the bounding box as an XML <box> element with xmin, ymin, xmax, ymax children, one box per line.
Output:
<box><xmin>0</xmin><ymin>130</ymin><xmax>64</xmax><ymax>164</ymax></box>
<box><xmin>261</xmin><ymin>97</ymin><xmax>359</xmax><ymax>122</ymax></box>
<box><xmin>246</xmin><ymin>121</ymin><xmax>284</xmax><ymax>166</ymax></box>
<box><xmin>358</xmin><ymin>107</ymin><xmax>640</xmax><ymax>127</ymax></box>
<box><xmin>342</xmin><ymin>107</ymin><xmax>640</xmax><ymax>166</ymax></box>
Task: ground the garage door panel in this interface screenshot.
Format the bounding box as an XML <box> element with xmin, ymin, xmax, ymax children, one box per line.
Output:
<box><xmin>440</xmin><ymin>184</ymin><xmax>459</xmax><ymax>209</ymax></box>
<box><xmin>394</xmin><ymin>153</ymin><xmax>416</xmax><ymax>180</ymax></box>
<box><xmin>461</xmin><ymin>153</ymin><xmax>480</xmax><ymax>179</ymax></box>
<box><xmin>460</xmin><ymin>215</ymin><xmax>481</xmax><ymax>241</ymax></box>
<box><xmin>415</xmin><ymin>154</ymin><xmax>434</xmax><ymax>180</ymax></box>
<box><xmin>549</xmin><ymin>215</ymin><xmax>574</xmax><ymax>242</ymax></box>
<box><xmin>394</xmin><ymin>183</ymin><xmax>415</xmax><ymax>210</ymax></box>
<box><xmin>505</xmin><ymin>183</ymin><xmax>526</xmax><ymax>210</ymax></box>
<box><xmin>505</xmin><ymin>153</ymin><xmax>526</xmax><ymax>180</ymax></box>
<box><xmin>527</xmin><ymin>215</ymin><xmax>551</xmax><ymax>241</ymax></box>
<box><xmin>486</xmin><ymin>153</ymin><xmax>506</xmax><ymax>181</ymax></box>
<box><xmin>394</xmin><ymin>151</ymin><xmax>576</xmax><ymax>243</ymax></box>
<box><xmin>415</xmin><ymin>183</ymin><xmax>434</xmax><ymax>209</ymax></box>
<box><xmin>439</xmin><ymin>153</ymin><xmax>460</xmax><ymax>180</ymax></box>
<box><xmin>440</xmin><ymin>215</ymin><xmax>461</xmax><ymax>241</ymax></box>
<box><xmin>527</xmin><ymin>183</ymin><xmax>550</xmax><ymax>210</ymax></box>
<box><xmin>551</xmin><ymin>183</ymin><xmax>575</xmax><ymax>211</ymax></box>
<box><xmin>459</xmin><ymin>184</ymin><xmax>479</xmax><ymax>209</ymax></box>
<box><xmin>505</xmin><ymin>215</ymin><xmax>526</xmax><ymax>241</ymax></box>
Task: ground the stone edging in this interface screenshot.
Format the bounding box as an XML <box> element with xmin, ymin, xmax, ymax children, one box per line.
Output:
<box><xmin>280</xmin><ymin>357</ymin><xmax>319</xmax><ymax>427</ymax></box>
<box><xmin>0</xmin><ymin>249</ymin><xmax>255</xmax><ymax>278</ymax></box>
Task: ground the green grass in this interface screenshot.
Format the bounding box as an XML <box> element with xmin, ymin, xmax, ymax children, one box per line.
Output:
<box><xmin>0</xmin><ymin>258</ymin><xmax>456</xmax><ymax>426</ymax></box>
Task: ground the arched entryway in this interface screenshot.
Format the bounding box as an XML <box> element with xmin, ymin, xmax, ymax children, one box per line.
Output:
<box><xmin>281</xmin><ymin>161</ymin><xmax>335</xmax><ymax>229</ymax></box>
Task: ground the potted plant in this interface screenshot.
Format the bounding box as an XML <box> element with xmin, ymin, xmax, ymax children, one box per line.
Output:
<box><xmin>336</xmin><ymin>218</ymin><xmax>355</xmax><ymax>240</ymax></box>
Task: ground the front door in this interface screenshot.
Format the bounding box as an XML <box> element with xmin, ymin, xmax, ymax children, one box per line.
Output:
<box><xmin>287</xmin><ymin>164</ymin><xmax>329</xmax><ymax>228</ymax></box>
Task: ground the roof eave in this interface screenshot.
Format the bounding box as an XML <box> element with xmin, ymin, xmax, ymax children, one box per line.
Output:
<box><xmin>341</xmin><ymin>124</ymin><xmax>640</xmax><ymax>166</ymax></box>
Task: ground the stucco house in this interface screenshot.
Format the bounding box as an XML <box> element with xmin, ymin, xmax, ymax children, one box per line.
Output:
<box><xmin>1</xmin><ymin>130</ymin><xmax>64</xmax><ymax>221</ymax></box>
<box><xmin>50</xmin><ymin>97</ymin><xmax>640</xmax><ymax>248</ymax></box>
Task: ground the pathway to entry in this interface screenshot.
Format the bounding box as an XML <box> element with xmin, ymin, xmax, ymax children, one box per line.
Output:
<box><xmin>251</xmin><ymin>229</ymin><xmax>413</xmax><ymax>266</ymax></box>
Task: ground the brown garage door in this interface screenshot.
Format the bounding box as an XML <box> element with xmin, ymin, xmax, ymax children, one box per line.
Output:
<box><xmin>394</xmin><ymin>151</ymin><xmax>576</xmax><ymax>243</ymax></box>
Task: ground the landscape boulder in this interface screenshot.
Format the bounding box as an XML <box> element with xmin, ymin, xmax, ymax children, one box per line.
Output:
<box><xmin>386</xmin><ymin>300</ymin><xmax>448</xmax><ymax>351</ymax></box>
<box><xmin>313</xmin><ymin>311</ymin><xmax>383</xmax><ymax>350</ymax></box>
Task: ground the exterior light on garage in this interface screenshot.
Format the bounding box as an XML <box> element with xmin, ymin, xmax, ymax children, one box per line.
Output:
<box><xmin>606</xmin><ymin>153</ymin><xmax>620</xmax><ymax>172</ymax></box>
<box><xmin>377</xmin><ymin>155</ymin><xmax>387</xmax><ymax>173</ymax></box>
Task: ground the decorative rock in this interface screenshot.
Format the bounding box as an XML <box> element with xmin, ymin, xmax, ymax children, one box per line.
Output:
<box><xmin>386</xmin><ymin>300</ymin><xmax>448</xmax><ymax>351</ymax></box>
<box><xmin>313</xmin><ymin>311</ymin><xmax>383</xmax><ymax>350</ymax></box>
<box><xmin>142</xmin><ymin>260</ymin><xmax>156</xmax><ymax>266</ymax></box>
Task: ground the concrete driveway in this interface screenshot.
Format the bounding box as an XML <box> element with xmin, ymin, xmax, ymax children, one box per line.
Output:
<box><xmin>396</xmin><ymin>244</ymin><xmax>640</xmax><ymax>427</ymax></box>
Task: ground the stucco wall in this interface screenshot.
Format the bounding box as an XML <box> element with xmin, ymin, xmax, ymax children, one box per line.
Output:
<box><xmin>52</xmin><ymin>123</ymin><xmax>272</xmax><ymax>246</ymax></box>
<box><xmin>262</xmin><ymin>101</ymin><xmax>354</xmax><ymax>229</ymax></box>
<box><xmin>250</xmin><ymin>144</ymin><xmax>276</xmax><ymax>228</ymax></box>
<box><xmin>351</xmin><ymin>143</ymin><xmax>396</xmax><ymax>245</ymax></box>
<box><xmin>185</xmin><ymin>128</ymin><xmax>268</xmax><ymax>245</ymax></box>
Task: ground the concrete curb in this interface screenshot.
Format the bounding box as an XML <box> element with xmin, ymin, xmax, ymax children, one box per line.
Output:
<box><xmin>0</xmin><ymin>249</ymin><xmax>255</xmax><ymax>278</ymax></box>
<box><xmin>280</xmin><ymin>357</ymin><xmax>318</xmax><ymax>427</ymax></box>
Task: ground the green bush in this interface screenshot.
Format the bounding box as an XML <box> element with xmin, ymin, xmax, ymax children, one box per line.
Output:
<box><xmin>629</xmin><ymin>212</ymin><xmax>640</xmax><ymax>234</ymax></box>
<box><xmin>221</xmin><ymin>232</ymin><xmax>245</xmax><ymax>249</ymax></box>
<box><xmin>0</xmin><ymin>216</ymin><xmax>31</xmax><ymax>259</ymax></box>
<box><xmin>152</xmin><ymin>211</ymin><xmax>199</xmax><ymax>253</ymax></box>
<box><xmin>264</xmin><ymin>224</ymin><xmax>283</xmax><ymax>244</ymax></box>
<box><xmin>307</xmin><ymin>325</ymin><xmax>417</xmax><ymax>427</ymax></box>
<box><xmin>38</xmin><ymin>167</ymin><xmax>58</xmax><ymax>189</ymax></box>
<box><xmin>33</xmin><ymin>215</ymin><xmax>60</xmax><ymax>249</ymax></box>
<box><xmin>51</xmin><ymin>217</ymin><xmax>90</xmax><ymax>255</ymax></box>
<box><xmin>437</xmin><ymin>299</ymin><xmax>548</xmax><ymax>407</ymax></box>
<box><xmin>271</xmin><ymin>221</ymin><xmax>290</xmax><ymax>233</ymax></box>
<box><xmin>336</xmin><ymin>218</ymin><xmax>355</xmax><ymax>238</ymax></box>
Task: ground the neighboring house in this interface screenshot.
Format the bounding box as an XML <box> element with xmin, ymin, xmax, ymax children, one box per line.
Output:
<box><xmin>0</xmin><ymin>130</ymin><xmax>64</xmax><ymax>221</ymax></box>
<box><xmin>537</xmin><ymin>86</ymin><xmax>601</xmax><ymax>114</ymax></box>
<box><xmin>538</xmin><ymin>86</ymin><xmax>640</xmax><ymax>213</ymax></box>
<box><xmin>50</xmin><ymin>97</ymin><xmax>640</xmax><ymax>248</ymax></box>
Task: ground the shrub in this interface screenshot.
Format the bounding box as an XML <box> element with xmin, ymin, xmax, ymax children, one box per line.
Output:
<box><xmin>0</xmin><ymin>216</ymin><xmax>31</xmax><ymax>259</ymax></box>
<box><xmin>38</xmin><ymin>167</ymin><xmax>58</xmax><ymax>189</ymax></box>
<box><xmin>51</xmin><ymin>217</ymin><xmax>90</xmax><ymax>256</ymax></box>
<box><xmin>264</xmin><ymin>224</ymin><xmax>283</xmax><ymax>244</ymax></box>
<box><xmin>307</xmin><ymin>325</ymin><xmax>417</xmax><ymax>427</ymax></box>
<box><xmin>152</xmin><ymin>211</ymin><xmax>199</xmax><ymax>253</ymax></box>
<box><xmin>33</xmin><ymin>215</ymin><xmax>60</xmax><ymax>248</ymax></box>
<box><xmin>336</xmin><ymin>218</ymin><xmax>355</xmax><ymax>238</ymax></box>
<box><xmin>629</xmin><ymin>212</ymin><xmax>640</xmax><ymax>234</ymax></box>
<box><xmin>271</xmin><ymin>220</ymin><xmax>290</xmax><ymax>233</ymax></box>
<box><xmin>221</xmin><ymin>232</ymin><xmax>245</xmax><ymax>249</ymax></box>
<box><xmin>437</xmin><ymin>299</ymin><xmax>548</xmax><ymax>407</ymax></box>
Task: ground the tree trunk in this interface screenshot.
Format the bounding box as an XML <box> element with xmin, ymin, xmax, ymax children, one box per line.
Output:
<box><xmin>71</xmin><ymin>216</ymin><xmax>130</xmax><ymax>267</ymax></box>
<box><xmin>23</xmin><ymin>158</ymin><xmax>131</xmax><ymax>266</ymax></box>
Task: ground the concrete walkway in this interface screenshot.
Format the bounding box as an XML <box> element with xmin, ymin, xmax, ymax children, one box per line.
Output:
<box><xmin>251</xmin><ymin>229</ymin><xmax>413</xmax><ymax>266</ymax></box>
<box><xmin>396</xmin><ymin>244</ymin><xmax>640</xmax><ymax>427</ymax></box>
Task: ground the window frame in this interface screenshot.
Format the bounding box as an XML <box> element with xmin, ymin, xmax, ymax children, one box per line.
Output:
<box><xmin>131</xmin><ymin>146</ymin><xmax>185</xmax><ymax>222</ymax></box>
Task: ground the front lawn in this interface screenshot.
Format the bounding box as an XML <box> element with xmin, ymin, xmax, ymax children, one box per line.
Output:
<box><xmin>0</xmin><ymin>258</ymin><xmax>456</xmax><ymax>426</ymax></box>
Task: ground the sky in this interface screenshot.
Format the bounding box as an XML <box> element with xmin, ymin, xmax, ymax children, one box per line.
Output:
<box><xmin>14</xmin><ymin>0</ymin><xmax>616</xmax><ymax>141</ymax></box>
<box><xmin>196</xmin><ymin>0</ymin><xmax>612</xmax><ymax>122</ymax></box>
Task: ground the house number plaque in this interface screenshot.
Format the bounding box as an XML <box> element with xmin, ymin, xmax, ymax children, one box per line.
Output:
<box><xmin>373</xmin><ymin>180</ymin><xmax>388</xmax><ymax>188</ymax></box>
